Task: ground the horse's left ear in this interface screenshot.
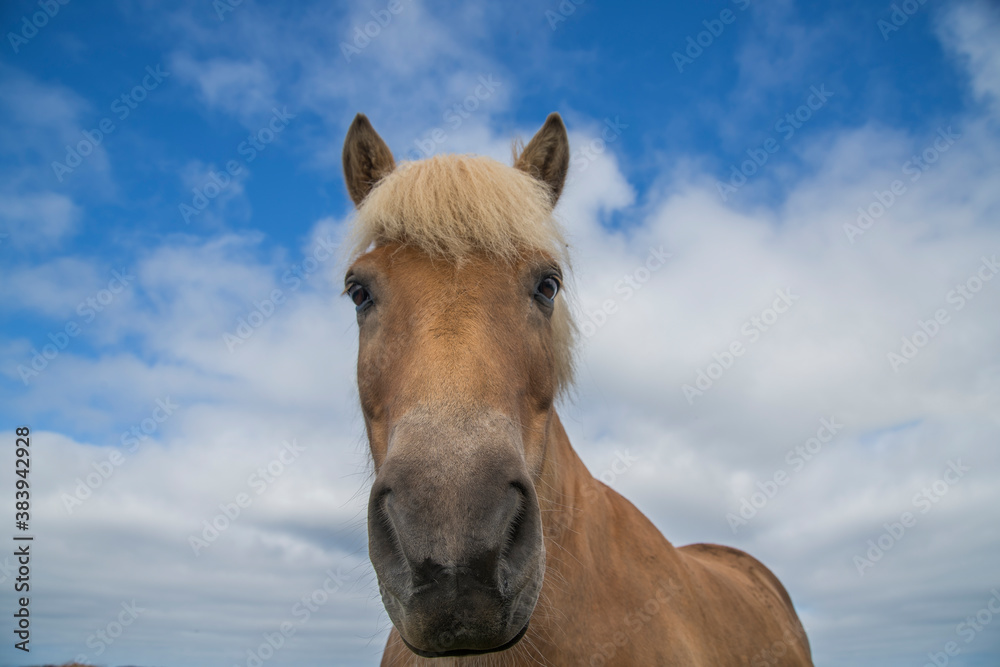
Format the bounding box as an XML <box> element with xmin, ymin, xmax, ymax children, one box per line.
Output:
<box><xmin>515</xmin><ymin>113</ymin><xmax>570</xmax><ymax>208</ymax></box>
<box><xmin>343</xmin><ymin>113</ymin><xmax>396</xmax><ymax>207</ymax></box>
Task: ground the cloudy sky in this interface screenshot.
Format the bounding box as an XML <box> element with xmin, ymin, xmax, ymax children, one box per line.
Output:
<box><xmin>1</xmin><ymin>0</ymin><xmax>999</xmax><ymax>665</ymax></box>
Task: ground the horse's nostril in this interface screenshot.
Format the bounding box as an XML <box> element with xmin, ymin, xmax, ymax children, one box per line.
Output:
<box><xmin>378</xmin><ymin>495</ymin><xmax>394</xmax><ymax>535</ymax></box>
<box><xmin>369</xmin><ymin>484</ymin><xmax>411</xmax><ymax>579</ymax></box>
<box><xmin>498</xmin><ymin>480</ymin><xmax>541</xmax><ymax>585</ymax></box>
<box><xmin>502</xmin><ymin>494</ymin><xmax>527</xmax><ymax>558</ymax></box>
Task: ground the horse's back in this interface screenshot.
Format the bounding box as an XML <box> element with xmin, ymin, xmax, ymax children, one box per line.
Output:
<box><xmin>678</xmin><ymin>542</ymin><xmax>813</xmax><ymax>666</ymax></box>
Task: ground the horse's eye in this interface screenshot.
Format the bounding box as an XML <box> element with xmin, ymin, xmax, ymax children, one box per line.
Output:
<box><xmin>535</xmin><ymin>276</ymin><xmax>560</xmax><ymax>304</ymax></box>
<box><xmin>347</xmin><ymin>283</ymin><xmax>373</xmax><ymax>312</ymax></box>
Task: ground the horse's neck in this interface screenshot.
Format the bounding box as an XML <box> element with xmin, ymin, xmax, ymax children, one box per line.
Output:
<box><xmin>537</xmin><ymin>411</ymin><xmax>681</xmax><ymax>584</ymax></box>
<box><xmin>536</xmin><ymin>412</ymin><xmax>589</xmax><ymax>544</ymax></box>
<box><xmin>536</xmin><ymin>412</ymin><xmax>631</xmax><ymax>561</ymax></box>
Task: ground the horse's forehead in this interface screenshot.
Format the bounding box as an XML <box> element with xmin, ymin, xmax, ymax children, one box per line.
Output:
<box><xmin>354</xmin><ymin>245</ymin><xmax>525</xmax><ymax>287</ymax></box>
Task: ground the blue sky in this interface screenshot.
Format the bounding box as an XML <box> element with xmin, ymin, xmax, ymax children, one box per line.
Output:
<box><xmin>2</xmin><ymin>0</ymin><xmax>1000</xmax><ymax>665</ymax></box>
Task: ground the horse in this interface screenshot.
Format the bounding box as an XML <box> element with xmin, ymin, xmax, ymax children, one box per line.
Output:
<box><xmin>341</xmin><ymin>112</ymin><xmax>813</xmax><ymax>666</ymax></box>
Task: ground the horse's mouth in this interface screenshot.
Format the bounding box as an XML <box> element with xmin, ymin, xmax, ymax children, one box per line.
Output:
<box><xmin>399</xmin><ymin>620</ymin><xmax>529</xmax><ymax>658</ymax></box>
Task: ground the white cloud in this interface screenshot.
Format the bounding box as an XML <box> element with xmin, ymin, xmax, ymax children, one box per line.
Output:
<box><xmin>0</xmin><ymin>257</ymin><xmax>111</xmax><ymax>319</ymax></box>
<box><xmin>157</xmin><ymin>3</ymin><xmax>513</xmax><ymax>171</ymax></box>
<box><xmin>0</xmin><ymin>66</ymin><xmax>114</xmax><ymax>193</ymax></box>
<box><xmin>176</xmin><ymin>159</ymin><xmax>252</xmax><ymax>229</ymax></box>
<box><xmin>0</xmin><ymin>65</ymin><xmax>89</xmax><ymax>147</ymax></box>
<box><xmin>170</xmin><ymin>54</ymin><xmax>278</xmax><ymax>124</ymax></box>
<box><xmin>0</xmin><ymin>191</ymin><xmax>81</xmax><ymax>248</ymax></box>
<box><xmin>938</xmin><ymin>0</ymin><xmax>1000</xmax><ymax>114</ymax></box>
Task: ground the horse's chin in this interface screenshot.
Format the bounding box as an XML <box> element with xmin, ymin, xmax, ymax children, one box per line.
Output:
<box><xmin>399</xmin><ymin>620</ymin><xmax>530</xmax><ymax>658</ymax></box>
<box><xmin>384</xmin><ymin>568</ymin><xmax>542</xmax><ymax>660</ymax></box>
<box><xmin>384</xmin><ymin>583</ymin><xmax>539</xmax><ymax>659</ymax></box>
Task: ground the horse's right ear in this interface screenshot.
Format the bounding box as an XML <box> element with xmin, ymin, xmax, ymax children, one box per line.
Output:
<box><xmin>515</xmin><ymin>113</ymin><xmax>570</xmax><ymax>208</ymax></box>
<box><xmin>342</xmin><ymin>113</ymin><xmax>395</xmax><ymax>207</ymax></box>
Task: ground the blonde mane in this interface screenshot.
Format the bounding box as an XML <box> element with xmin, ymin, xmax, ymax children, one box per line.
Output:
<box><xmin>348</xmin><ymin>153</ymin><xmax>576</xmax><ymax>393</ymax></box>
<box><xmin>348</xmin><ymin>154</ymin><xmax>568</xmax><ymax>264</ymax></box>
